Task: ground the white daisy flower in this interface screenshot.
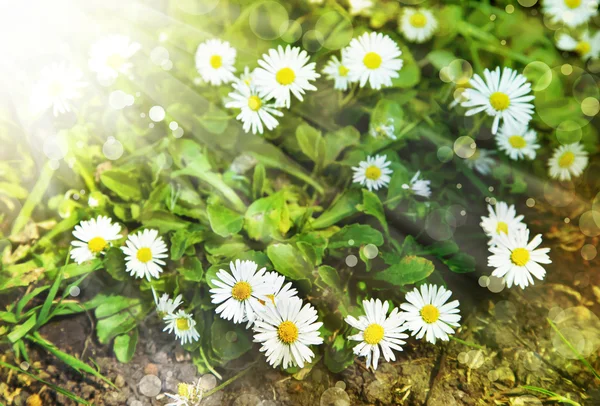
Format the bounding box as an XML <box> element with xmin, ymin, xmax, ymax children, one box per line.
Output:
<box><xmin>88</xmin><ymin>196</ymin><xmax>99</xmax><ymax>207</ymax></box>
<box><xmin>244</xmin><ymin>271</ymin><xmax>299</xmax><ymax>327</ymax></box>
<box><xmin>369</xmin><ymin>118</ymin><xmax>396</xmax><ymax>140</ymax></box>
<box><xmin>165</xmin><ymin>380</ymin><xmax>203</xmax><ymax>406</ymax></box>
<box><xmin>496</xmin><ymin>122</ymin><xmax>540</xmax><ymax>160</ymax></box>
<box><xmin>253</xmin><ymin>297</ymin><xmax>323</xmax><ymax>369</ymax></box>
<box><xmin>225</xmin><ymin>83</ymin><xmax>283</xmax><ymax>134</ymax></box>
<box><xmin>345</xmin><ymin>298</ymin><xmax>408</xmax><ymax>370</ymax></box>
<box><xmin>400</xmin><ymin>284</ymin><xmax>461</xmax><ymax>344</ymax></box>
<box><xmin>548</xmin><ymin>142</ymin><xmax>589</xmax><ymax>181</ymax></box>
<box><xmin>237</xmin><ymin>66</ymin><xmax>255</xmax><ymax>87</ymax></box>
<box><xmin>88</xmin><ymin>34</ymin><xmax>141</xmax><ymax>82</ymax></box>
<box><xmin>465</xmin><ymin>148</ymin><xmax>495</xmax><ymax>175</ymax></box>
<box><xmin>556</xmin><ymin>30</ymin><xmax>600</xmax><ymax>60</ymax></box>
<box><xmin>400</xmin><ymin>8</ymin><xmax>438</xmax><ymax>43</ymax></box>
<box><xmin>195</xmin><ymin>39</ymin><xmax>237</xmax><ymax>86</ymax></box>
<box><xmin>345</xmin><ymin>32</ymin><xmax>403</xmax><ymax>90</ymax></box>
<box><xmin>70</xmin><ymin>215</ymin><xmax>121</xmax><ymax>264</ymax></box>
<box><xmin>210</xmin><ymin>259</ymin><xmax>273</xmax><ymax>324</ymax></box>
<box><xmin>542</xmin><ymin>0</ymin><xmax>598</xmax><ymax>28</ymax></box>
<box><xmin>352</xmin><ymin>155</ymin><xmax>393</xmax><ymax>192</ymax></box>
<box><xmin>253</xmin><ymin>45</ymin><xmax>320</xmax><ymax>108</ymax></box>
<box><xmin>322</xmin><ymin>54</ymin><xmax>352</xmax><ymax>91</ymax></box>
<box><xmin>460</xmin><ymin>67</ymin><xmax>535</xmax><ymax>134</ymax></box>
<box><xmin>152</xmin><ymin>288</ymin><xmax>184</xmax><ymax>318</ymax></box>
<box><xmin>348</xmin><ymin>0</ymin><xmax>373</xmax><ymax>16</ymax></box>
<box><xmin>164</xmin><ymin>310</ymin><xmax>201</xmax><ymax>345</ymax></box>
<box><xmin>480</xmin><ymin>201</ymin><xmax>527</xmax><ymax>245</ymax></box>
<box><xmin>402</xmin><ymin>171</ymin><xmax>431</xmax><ymax>199</ymax></box>
<box><xmin>30</xmin><ymin>62</ymin><xmax>87</xmax><ymax>116</ymax></box>
<box><xmin>488</xmin><ymin>228</ymin><xmax>552</xmax><ymax>289</ymax></box>
<box><xmin>121</xmin><ymin>229</ymin><xmax>168</xmax><ymax>281</ymax></box>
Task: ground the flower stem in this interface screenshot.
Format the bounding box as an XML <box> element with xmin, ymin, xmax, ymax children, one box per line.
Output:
<box><xmin>202</xmin><ymin>362</ymin><xmax>255</xmax><ymax>398</ymax></box>
<box><xmin>199</xmin><ymin>347</ymin><xmax>222</xmax><ymax>380</ymax></box>
<box><xmin>449</xmin><ymin>335</ymin><xmax>486</xmax><ymax>350</ymax></box>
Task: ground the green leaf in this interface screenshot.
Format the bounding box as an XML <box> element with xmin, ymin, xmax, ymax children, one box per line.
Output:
<box><xmin>170</xmin><ymin>225</ymin><xmax>206</xmax><ymax>261</ymax></box>
<box><xmin>370</xmin><ymin>99</ymin><xmax>404</xmax><ymax>139</ymax></box>
<box><xmin>177</xmin><ymin>257</ymin><xmax>204</xmax><ymax>282</ymax></box>
<box><xmin>317</xmin><ymin>265</ymin><xmax>341</xmax><ymax>290</ymax></box>
<box><xmin>140</xmin><ymin>210</ymin><xmax>189</xmax><ymax>233</ymax></box>
<box><xmin>100</xmin><ymin>169</ymin><xmax>142</xmax><ymax>201</ymax></box>
<box><xmin>207</xmin><ymin>202</ymin><xmax>244</xmax><ymax>238</ymax></box>
<box><xmin>373</xmin><ymin>255</ymin><xmax>435</xmax><ymax>287</ymax></box>
<box><xmin>323</xmin><ymin>126</ymin><xmax>360</xmax><ymax>165</ymax></box>
<box><xmin>427</xmin><ymin>50</ymin><xmax>456</xmax><ymax>70</ymax></box>
<box><xmin>328</xmin><ymin>224</ymin><xmax>384</xmax><ymax>249</ymax></box>
<box><xmin>266</xmin><ymin>243</ymin><xmax>312</xmax><ymax>283</ymax></box>
<box><xmin>104</xmin><ymin>248</ymin><xmax>127</xmax><ymax>281</ymax></box>
<box><xmin>357</xmin><ymin>190</ymin><xmax>389</xmax><ymax>234</ymax></box>
<box><xmin>252</xmin><ymin>163</ymin><xmax>266</xmax><ymax>200</ymax></box>
<box><xmin>443</xmin><ymin>252</ymin><xmax>476</xmax><ymax>273</ymax></box>
<box><xmin>114</xmin><ymin>329</ymin><xmax>138</xmax><ymax>363</ymax></box>
<box><xmin>96</xmin><ymin>312</ymin><xmax>139</xmax><ymax>344</ymax></box>
<box><xmin>391</xmin><ymin>44</ymin><xmax>420</xmax><ymax>88</ymax></box>
<box><xmin>11</xmin><ymin>162</ymin><xmax>54</xmax><ymax>235</ymax></box>
<box><xmin>324</xmin><ymin>336</ymin><xmax>355</xmax><ymax>373</ymax></box>
<box><xmin>311</xmin><ymin>189</ymin><xmax>362</xmax><ymax>229</ymax></box>
<box><xmin>211</xmin><ymin>318</ymin><xmax>252</xmax><ymax>361</ymax></box>
<box><xmin>244</xmin><ymin>191</ymin><xmax>290</xmax><ymax>242</ymax></box>
<box><xmin>296</xmin><ymin>124</ymin><xmax>325</xmax><ymax>169</ymax></box>
<box><xmin>8</xmin><ymin>314</ymin><xmax>36</xmax><ymax>343</ymax></box>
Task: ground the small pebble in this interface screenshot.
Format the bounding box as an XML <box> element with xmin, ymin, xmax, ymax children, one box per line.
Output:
<box><xmin>138</xmin><ymin>374</ymin><xmax>162</xmax><ymax>397</ymax></box>
<box><xmin>144</xmin><ymin>363</ymin><xmax>159</xmax><ymax>376</ymax></box>
<box><xmin>114</xmin><ymin>375</ymin><xmax>126</xmax><ymax>388</ymax></box>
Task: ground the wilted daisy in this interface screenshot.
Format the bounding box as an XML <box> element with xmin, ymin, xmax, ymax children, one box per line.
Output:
<box><xmin>121</xmin><ymin>229</ymin><xmax>168</xmax><ymax>281</ymax></box>
<box><xmin>345</xmin><ymin>32</ymin><xmax>403</xmax><ymax>90</ymax></box>
<box><xmin>254</xmin><ymin>45</ymin><xmax>320</xmax><ymax>108</ymax></box>
<box><xmin>352</xmin><ymin>155</ymin><xmax>393</xmax><ymax>192</ymax></box>
<box><xmin>400</xmin><ymin>8</ymin><xmax>438</xmax><ymax>43</ymax></box>
<box><xmin>480</xmin><ymin>201</ymin><xmax>526</xmax><ymax>245</ymax></box>
<box><xmin>163</xmin><ymin>310</ymin><xmax>201</xmax><ymax>345</ymax></box>
<box><xmin>369</xmin><ymin>118</ymin><xmax>396</xmax><ymax>140</ymax></box>
<box><xmin>461</xmin><ymin>67</ymin><xmax>534</xmax><ymax>134</ymax></box>
<box><xmin>556</xmin><ymin>31</ymin><xmax>600</xmax><ymax>60</ymax></box>
<box><xmin>345</xmin><ymin>299</ymin><xmax>408</xmax><ymax>370</ymax></box>
<box><xmin>152</xmin><ymin>288</ymin><xmax>183</xmax><ymax>318</ymax></box>
<box><xmin>400</xmin><ymin>284</ymin><xmax>461</xmax><ymax>344</ymax></box>
<box><xmin>548</xmin><ymin>142</ymin><xmax>589</xmax><ymax>181</ymax></box>
<box><xmin>165</xmin><ymin>379</ymin><xmax>203</xmax><ymax>406</ymax></box>
<box><xmin>30</xmin><ymin>62</ymin><xmax>87</xmax><ymax>116</ymax></box>
<box><xmin>210</xmin><ymin>260</ymin><xmax>273</xmax><ymax>324</ymax></box>
<box><xmin>488</xmin><ymin>228</ymin><xmax>552</xmax><ymax>289</ymax></box>
<box><xmin>70</xmin><ymin>216</ymin><xmax>121</xmax><ymax>264</ymax></box>
<box><xmin>322</xmin><ymin>54</ymin><xmax>351</xmax><ymax>91</ymax></box>
<box><xmin>542</xmin><ymin>0</ymin><xmax>598</xmax><ymax>28</ymax></box>
<box><xmin>88</xmin><ymin>35</ymin><xmax>141</xmax><ymax>82</ymax></box>
<box><xmin>465</xmin><ymin>149</ymin><xmax>495</xmax><ymax>175</ymax></box>
<box><xmin>348</xmin><ymin>0</ymin><xmax>374</xmax><ymax>16</ymax></box>
<box><xmin>225</xmin><ymin>83</ymin><xmax>283</xmax><ymax>134</ymax></box>
<box><xmin>253</xmin><ymin>297</ymin><xmax>323</xmax><ymax>369</ymax></box>
<box><xmin>195</xmin><ymin>39</ymin><xmax>237</xmax><ymax>86</ymax></box>
<box><xmin>402</xmin><ymin>171</ymin><xmax>431</xmax><ymax>199</ymax></box>
<box><xmin>496</xmin><ymin>122</ymin><xmax>540</xmax><ymax>160</ymax></box>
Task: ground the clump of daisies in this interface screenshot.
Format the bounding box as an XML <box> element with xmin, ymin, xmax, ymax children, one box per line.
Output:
<box><xmin>399</xmin><ymin>8</ymin><xmax>438</xmax><ymax>43</ymax></box>
<box><xmin>352</xmin><ymin>155</ymin><xmax>393</xmax><ymax>192</ymax></box>
<box><xmin>195</xmin><ymin>39</ymin><xmax>237</xmax><ymax>86</ymax></box>
<box><xmin>70</xmin><ymin>215</ymin><xmax>121</xmax><ymax>264</ymax></box>
<box><xmin>496</xmin><ymin>122</ymin><xmax>540</xmax><ymax>161</ymax></box>
<box><xmin>88</xmin><ymin>34</ymin><xmax>141</xmax><ymax>83</ymax></box>
<box><xmin>460</xmin><ymin>67</ymin><xmax>534</xmax><ymax>134</ymax></box>
<box><xmin>548</xmin><ymin>142</ymin><xmax>589</xmax><ymax>181</ymax></box>
<box><xmin>542</xmin><ymin>0</ymin><xmax>598</xmax><ymax>28</ymax></box>
<box><xmin>121</xmin><ymin>229</ymin><xmax>168</xmax><ymax>281</ymax></box>
<box><xmin>556</xmin><ymin>30</ymin><xmax>600</xmax><ymax>60</ymax></box>
<box><xmin>30</xmin><ymin>62</ymin><xmax>88</xmax><ymax>116</ymax></box>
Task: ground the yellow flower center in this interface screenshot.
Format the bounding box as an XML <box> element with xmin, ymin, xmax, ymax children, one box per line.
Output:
<box><xmin>88</xmin><ymin>236</ymin><xmax>108</xmax><ymax>253</ymax></box>
<box><xmin>496</xmin><ymin>221</ymin><xmax>509</xmax><ymax>234</ymax></box>
<box><xmin>48</xmin><ymin>80</ymin><xmax>64</xmax><ymax>97</ymax></box>
<box><xmin>508</xmin><ymin>135</ymin><xmax>527</xmax><ymax>149</ymax></box>
<box><xmin>176</xmin><ymin>317</ymin><xmax>190</xmax><ymax>331</ymax></box>
<box><xmin>510</xmin><ymin>247</ymin><xmax>530</xmax><ymax>266</ymax></box>
<box><xmin>247</xmin><ymin>95</ymin><xmax>262</xmax><ymax>111</ymax></box>
<box><xmin>363</xmin><ymin>52</ymin><xmax>382</xmax><ymax>69</ymax></box>
<box><xmin>365</xmin><ymin>165</ymin><xmax>382</xmax><ymax>180</ymax></box>
<box><xmin>409</xmin><ymin>12</ymin><xmax>427</xmax><ymax>28</ymax></box>
<box><xmin>564</xmin><ymin>0</ymin><xmax>581</xmax><ymax>8</ymax></box>
<box><xmin>276</xmin><ymin>67</ymin><xmax>296</xmax><ymax>85</ymax></box>
<box><xmin>231</xmin><ymin>281</ymin><xmax>252</xmax><ymax>301</ymax></box>
<box><xmin>363</xmin><ymin>323</ymin><xmax>385</xmax><ymax>345</ymax></box>
<box><xmin>338</xmin><ymin>65</ymin><xmax>349</xmax><ymax>77</ymax></box>
<box><xmin>178</xmin><ymin>383</ymin><xmax>190</xmax><ymax>397</ymax></box>
<box><xmin>420</xmin><ymin>304</ymin><xmax>440</xmax><ymax>324</ymax></box>
<box><xmin>106</xmin><ymin>53</ymin><xmax>125</xmax><ymax>70</ymax></box>
<box><xmin>136</xmin><ymin>247</ymin><xmax>153</xmax><ymax>263</ymax></box>
<box><xmin>558</xmin><ymin>151</ymin><xmax>575</xmax><ymax>168</ymax></box>
<box><xmin>575</xmin><ymin>41</ymin><xmax>591</xmax><ymax>56</ymax></box>
<box><xmin>210</xmin><ymin>55</ymin><xmax>222</xmax><ymax>69</ymax></box>
<box><xmin>277</xmin><ymin>320</ymin><xmax>299</xmax><ymax>344</ymax></box>
<box><xmin>489</xmin><ymin>92</ymin><xmax>510</xmax><ymax>111</ymax></box>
